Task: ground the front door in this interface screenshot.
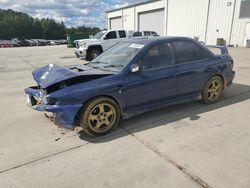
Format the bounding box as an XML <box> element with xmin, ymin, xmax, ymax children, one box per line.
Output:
<box><xmin>126</xmin><ymin>42</ymin><xmax>177</xmax><ymax>112</ymax></box>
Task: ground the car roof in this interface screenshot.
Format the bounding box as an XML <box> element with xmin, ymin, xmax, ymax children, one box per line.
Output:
<box><xmin>134</xmin><ymin>31</ymin><xmax>156</xmax><ymax>33</ymax></box>
<box><xmin>128</xmin><ymin>36</ymin><xmax>196</xmax><ymax>44</ymax></box>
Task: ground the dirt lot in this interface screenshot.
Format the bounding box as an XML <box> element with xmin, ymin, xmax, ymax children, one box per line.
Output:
<box><xmin>0</xmin><ymin>45</ymin><xmax>250</xmax><ymax>188</ymax></box>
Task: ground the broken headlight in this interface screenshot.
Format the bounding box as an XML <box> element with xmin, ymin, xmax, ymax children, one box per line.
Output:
<box><xmin>43</xmin><ymin>96</ymin><xmax>59</xmax><ymax>105</ymax></box>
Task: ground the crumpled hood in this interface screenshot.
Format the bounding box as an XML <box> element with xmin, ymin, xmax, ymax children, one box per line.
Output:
<box><xmin>32</xmin><ymin>64</ymin><xmax>113</xmax><ymax>88</ymax></box>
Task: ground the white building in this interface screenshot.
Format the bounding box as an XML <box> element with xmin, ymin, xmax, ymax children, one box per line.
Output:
<box><xmin>106</xmin><ymin>0</ymin><xmax>250</xmax><ymax>47</ymax></box>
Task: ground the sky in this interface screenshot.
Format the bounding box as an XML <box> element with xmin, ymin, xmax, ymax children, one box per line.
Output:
<box><xmin>0</xmin><ymin>0</ymin><xmax>146</xmax><ymax>28</ymax></box>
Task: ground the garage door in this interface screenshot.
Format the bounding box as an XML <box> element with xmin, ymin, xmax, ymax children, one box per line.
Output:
<box><xmin>205</xmin><ymin>0</ymin><xmax>235</xmax><ymax>45</ymax></box>
<box><xmin>245</xmin><ymin>23</ymin><xmax>250</xmax><ymax>46</ymax></box>
<box><xmin>138</xmin><ymin>9</ymin><xmax>164</xmax><ymax>35</ymax></box>
<box><xmin>110</xmin><ymin>17</ymin><xmax>122</xmax><ymax>30</ymax></box>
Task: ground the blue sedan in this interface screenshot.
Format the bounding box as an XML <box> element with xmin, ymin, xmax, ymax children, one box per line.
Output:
<box><xmin>25</xmin><ymin>37</ymin><xmax>235</xmax><ymax>136</ymax></box>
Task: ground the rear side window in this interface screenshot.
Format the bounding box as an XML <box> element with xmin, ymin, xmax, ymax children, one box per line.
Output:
<box><xmin>144</xmin><ymin>31</ymin><xmax>151</xmax><ymax>36</ymax></box>
<box><xmin>133</xmin><ymin>32</ymin><xmax>142</xmax><ymax>37</ymax></box>
<box><xmin>151</xmin><ymin>32</ymin><xmax>157</xmax><ymax>36</ymax></box>
<box><xmin>118</xmin><ymin>30</ymin><xmax>126</xmax><ymax>38</ymax></box>
<box><xmin>106</xmin><ymin>31</ymin><xmax>117</xmax><ymax>39</ymax></box>
<box><xmin>142</xmin><ymin>42</ymin><xmax>174</xmax><ymax>70</ymax></box>
<box><xmin>174</xmin><ymin>41</ymin><xmax>208</xmax><ymax>64</ymax></box>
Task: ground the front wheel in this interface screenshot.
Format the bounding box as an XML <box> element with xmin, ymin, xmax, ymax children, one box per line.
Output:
<box><xmin>80</xmin><ymin>97</ymin><xmax>120</xmax><ymax>136</ymax></box>
<box><xmin>88</xmin><ymin>48</ymin><xmax>101</xmax><ymax>61</ymax></box>
<box><xmin>202</xmin><ymin>76</ymin><xmax>223</xmax><ymax>104</ymax></box>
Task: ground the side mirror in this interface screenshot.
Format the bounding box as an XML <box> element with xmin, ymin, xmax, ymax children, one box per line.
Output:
<box><xmin>130</xmin><ymin>64</ymin><xmax>140</xmax><ymax>73</ymax></box>
<box><xmin>103</xmin><ymin>36</ymin><xmax>107</xmax><ymax>40</ymax></box>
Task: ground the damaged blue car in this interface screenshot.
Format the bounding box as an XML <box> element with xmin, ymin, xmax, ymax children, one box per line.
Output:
<box><xmin>25</xmin><ymin>37</ymin><xmax>235</xmax><ymax>136</ymax></box>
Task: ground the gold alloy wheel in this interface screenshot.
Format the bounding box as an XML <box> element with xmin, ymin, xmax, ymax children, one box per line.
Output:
<box><xmin>87</xmin><ymin>103</ymin><xmax>116</xmax><ymax>133</ymax></box>
<box><xmin>207</xmin><ymin>79</ymin><xmax>222</xmax><ymax>101</ymax></box>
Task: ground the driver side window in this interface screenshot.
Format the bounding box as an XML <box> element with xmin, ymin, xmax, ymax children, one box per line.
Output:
<box><xmin>141</xmin><ymin>42</ymin><xmax>174</xmax><ymax>71</ymax></box>
<box><xmin>105</xmin><ymin>31</ymin><xmax>117</xmax><ymax>39</ymax></box>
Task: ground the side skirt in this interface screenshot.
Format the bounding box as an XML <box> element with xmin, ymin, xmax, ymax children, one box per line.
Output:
<box><xmin>123</xmin><ymin>93</ymin><xmax>202</xmax><ymax>119</ymax></box>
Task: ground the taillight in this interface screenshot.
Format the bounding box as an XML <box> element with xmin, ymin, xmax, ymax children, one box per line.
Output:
<box><xmin>228</xmin><ymin>55</ymin><xmax>234</xmax><ymax>70</ymax></box>
<box><xmin>228</xmin><ymin>60</ymin><xmax>234</xmax><ymax>70</ymax></box>
<box><xmin>231</xmin><ymin>61</ymin><xmax>234</xmax><ymax>70</ymax></box>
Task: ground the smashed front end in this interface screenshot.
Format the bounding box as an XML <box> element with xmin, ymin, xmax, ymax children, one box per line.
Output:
<box><xmin>25</xmin><ymin>85</ymin><xmax>82</xmax><ymax>129</ymax></box>
<box><xmin>24</xmin><ymin>63</ymin><xmax>113</xmax><ymax>129</ymax></box>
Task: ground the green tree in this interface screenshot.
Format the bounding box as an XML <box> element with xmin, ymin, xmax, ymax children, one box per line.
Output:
<box><xmin>0</xmin><ymin>9</ymin><xmax>101</xmax><ymax>40</ymax></box>
<box><xmin>0</xmin><ymin>9</ymin><xmax>66</xmax><ymax>39</ymax></box>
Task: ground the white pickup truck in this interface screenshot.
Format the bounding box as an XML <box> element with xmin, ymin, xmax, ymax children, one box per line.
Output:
<box><xmin>75</xmin><ymin>30</ymin><xmax>129</xmax><ymax>60</ymax></box>
<box><xmin>132</xmin><ymin>31</ymin><xmax>159</xmax><ymax>37</ymax></box>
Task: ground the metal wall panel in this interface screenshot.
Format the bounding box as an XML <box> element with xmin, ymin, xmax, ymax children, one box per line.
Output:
<box><xmin>123</xmin><ymin>7</ymin><xmax>135</xmax><ymax>31</ymax></box>
<box><xmin>107</xmin><ymin>10</ymin><xmax>122</xmax><ymax>30</ymax></box>
<box><xmin>167</xmin><ymin>0</ymin><xmax>209</xmax><ymax>42</ymax></box>
<box><xmin>110</xmin><ymin>17</ymin><xmax>123</xmax><ymax>30</ymax></box>
<box><xmin>239</xmin><ymin>0</ymin><xmax>250</xmax><ymax>19</ymax></box>
<box><xmin>205</xmin><ymin>0</ymin><xmax>235</xmax><ymax>45</ymax></box>
<box><xmin>135</xmin><ymin>0</ymin><xmax>165</xmax><ymax>33</ymax></box>
<box><xmin>138</xmin><ymin>9</ymin><xmax>165</xmax><ymax>35</ymax></box>
<box><xmin>230</xmin><ymin>0</ymin><xmax>250</xmax><ymax>47</ymax></box>
<box><xmin>106</xmin><ymin>0</ymin><xmax>250</xmax><ymax>47</ymax></box>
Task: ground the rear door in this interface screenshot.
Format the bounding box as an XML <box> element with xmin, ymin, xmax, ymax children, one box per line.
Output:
<box><xmin>118</xmin><ymin>30</ymin><xmax>127</xmax><ymax>39</ymax></box>
<box><xmin>126</xmin><ymin>42</ymin><xmax>177</xmax><ymax>112</ymax></box>
<box><xmin>102</xmin><ymin>31</ymin><xmax>119</xmax><ymax>51</ymax></box>
<box><xmin>173</xmin><ymin>40</ymin><xmax>212</xmax><ymax>97</ymax></box>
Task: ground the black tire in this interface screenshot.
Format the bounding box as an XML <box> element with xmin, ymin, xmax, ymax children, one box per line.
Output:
<box><xmin>202</xmin><ymin>76</ymin><xmax>223</xmax><ymax>104</ymax></box>
<box><xmin>80</xmin><ymin>97</ymin><xmax>120</xmax><ymax>136</ymax></box>
<box><xmin>75</xmin><ymin>53</ymin><xmax>80</xmax><ymax>58</ymax></box>
<box><xmin>88</xmin><ymin>48</ymin><xmax>101</xmax><ymax>61</ymax></box>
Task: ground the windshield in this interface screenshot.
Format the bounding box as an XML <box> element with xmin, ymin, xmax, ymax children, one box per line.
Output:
<box><xmin>88</xmin><ymin>42</ymin><xmax>144</xmax><ymax>72</ymax></box>
<box><xmin>93</xmin><ymin>31</ymin><xmax>106</xmax><ymax>39</ymax></box>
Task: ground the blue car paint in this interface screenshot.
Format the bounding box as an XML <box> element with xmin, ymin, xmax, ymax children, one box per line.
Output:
<box><xmin>32</xmin><ymin>63</ymin><xmax>115</xmax><ymax>88</ymax></box>
<box><xmin>25</xmin><ymin>87</ymin><xmax>82</xmax><ymax>128</ymax></box>
<box><xmin>25</xmin><ymin>37</ymin><xmax>235</xmax><ymax>129</ymax></box>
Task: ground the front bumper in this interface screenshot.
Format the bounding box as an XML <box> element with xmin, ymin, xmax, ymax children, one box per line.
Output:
<box><xmin>25</xmin><ymin>87</ymin><xmax>82</xmax><ymax>129</ymax></box>
<box><xmin>75</xmin><ymin>48</ymin><xmax>87</xmax><ymax>58</ymax></box>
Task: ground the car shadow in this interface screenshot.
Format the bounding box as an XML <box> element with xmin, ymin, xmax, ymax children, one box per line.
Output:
<box><xmin>79</xmin><ymin>83</ymin><xmax>250</xmax><ymax>143</ymax></box>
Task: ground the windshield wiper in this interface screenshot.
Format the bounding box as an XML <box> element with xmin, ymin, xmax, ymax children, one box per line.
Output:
<box><xmin>85</xmin><ymin>62</ymin><xmax>123</xmax><ymax>71</ymax></box>
<box><xmin>84</xmin><ymin>62</ymin><xmax>108</xmax><ymax>68</ymax></box>
<box><xmin>104</xmin><ymin>64</ymin><xmax>123</xmax><ymax>68</ymax></box>
<box><xmin>91</xmin><ymin>61</ymin><xmax>108</xmax><ymax>64</ymax></box>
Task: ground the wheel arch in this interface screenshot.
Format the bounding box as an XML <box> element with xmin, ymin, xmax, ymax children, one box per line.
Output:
<box><xmin>74</xmin><ymin>95</ymin><xmax>122</xmax><ymax>126</ymax></box>
<box><xmin>211</xmin><ymin>74</ymin><xmax>226</xmax><ymax>90</ymax></box>
<box><xmin>202</xmin><ymin>73</ymin><xmax>225</xmax><ymax>104</ymax></box>
<box><xmin>87</xmin><ymin>45</ymin><xmax>103</xmax><ymax>53</ymax></box>
<box><xmin>204</xmin><ymin>73</ymin><xmax>225</xmax><ymax>90</ymax></box>
<box><xmin>86</xmin><ymin>45</ymin><xmax>103</xmax><ymax>60</ymax></box>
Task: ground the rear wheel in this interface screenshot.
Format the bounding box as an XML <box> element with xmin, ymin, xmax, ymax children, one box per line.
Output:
<box><xmin>80</xmin><ymin>97</ymin><xmax>120</xmax><ymax>136</ymax></box>
<box><xmin>202</xmin><ymin>76</ymin><xmax>223</xmax><ymax>104</ymax></box>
